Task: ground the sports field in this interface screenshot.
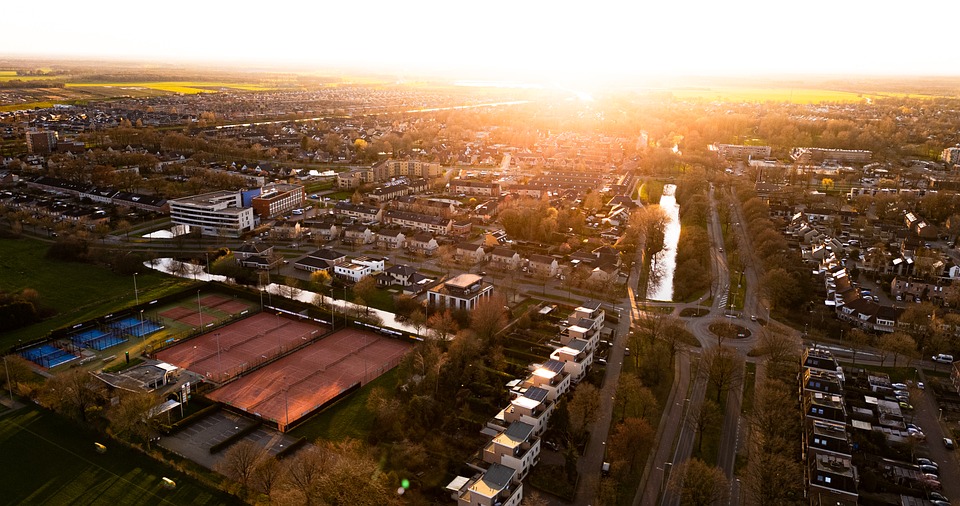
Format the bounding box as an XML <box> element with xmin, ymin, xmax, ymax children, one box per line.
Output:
<box><xmin>0</xmin><ymin>406</ymin><xmax>241</xmax><ymax>505</ymax></box>
<box><xmin>155</xmin><ymin>310</ymin><xmax>329</xmax><ymax>382</ymax></box>
<box><xmin>208</xmin><ymin>328</ymin><xmax>411</xmax><ymax>431</ymax></box>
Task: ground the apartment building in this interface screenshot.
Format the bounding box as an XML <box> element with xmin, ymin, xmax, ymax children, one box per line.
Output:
<box><xmin>427</xmin><ymin>273</ymin><xmax>494</xmax><ymax>311</ymax></box>
<box><xmin>250</xmin><ymin>183</ymin><xmax>304</xmax><ymax>218</ymax></box>
<box><xmin>169</xmin><ymin>190</ymin><xmax>255</xmax><ymax>237</ymax></box>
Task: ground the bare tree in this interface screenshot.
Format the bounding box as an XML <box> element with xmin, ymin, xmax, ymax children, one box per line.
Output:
<box><xmin>283</xmin><ymin>448</ymin><xmax>329</xmax><ymax>506</ymax></box>
<box><xmin>106</xmin><ymin>389</ymin><xmax>158</xmax><ymax>444</ymax></box>
<box><xmin>37</xmin><ymin>368</ymin><xmax>106</xmax><ymax>422</ymax></box>
<box><xmin>408</xmin><ymin>309</ymin><xmax>426</xmax><ymax>338</ymax></box>
<box><xmin>250</xmin><ymin>456</ymin><xmax>283</xmax><ymax>499</ymax></box>
<box><xmin>688</xmin><ymin>399</ymin><xmax>721</xmax><ymax>455</ymax></box>
<box><xmin>217</xmin><ymin>440</ymin><xmax>265</xmax><ymax>489</ymax></box>
<box><xmin>470</xmin><ymin>295</ymin><xmax>508</xmax><ymax>344</ymax></box>
<box><xmin>701</xmin><ymin>346</ymin><xmax>744</xmax><ymax>403</ymax></box>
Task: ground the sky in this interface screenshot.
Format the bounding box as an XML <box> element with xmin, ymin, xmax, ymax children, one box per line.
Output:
<box><xmin>5</xmin><ymin>1</ymin><xmax>959</xmax><ymax>84</ymax></box>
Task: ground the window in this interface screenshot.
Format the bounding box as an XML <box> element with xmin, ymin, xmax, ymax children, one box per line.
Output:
<box><xmin>824</xmin><ymin>477</ymin><xmax>832</xmax><ymax>484</ymax></box>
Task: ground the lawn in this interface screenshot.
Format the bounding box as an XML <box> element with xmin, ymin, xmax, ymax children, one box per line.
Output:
<box><xmin>0</xmin><ymin>238</ymin><xmax>197</xmax><ymax>349</ymax></box>
<box><xmin>289</xmin><ymin>367</ymin><xmax>400</xmax><ymax>442</ymax></box>
<box><xmin>0</xmin><ymin>406</ymin><xmax>241</xmax><ymax>505</ymax></box>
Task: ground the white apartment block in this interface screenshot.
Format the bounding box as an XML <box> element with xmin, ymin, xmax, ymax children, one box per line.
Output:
<box><xmin>451</xmin><ymin>463</ymin><xmax>523</xmax><ymax>506</ymax></box>
<box><xmin>332</xmin><ymin>256</ymin><xmax>385</xmax><ymax>283</ymax></box>
<box><xmin>482</xmin><ymin>421</ymin><xmax>540</xmax><ymax>481</ymax></box>
<box><xmin>428</xmin><ymin>274</ymin><xmax>494</xmax><ymax>311</ymax></box>
<box><xmin>715</xmin><ymin>144</ymin><xmax>771</xmax><ymax>160</ymax></box>
<box><xmin>169</xmin><ymin>191</ymin><xmax>255</xmax><ymax>237</ymax></box>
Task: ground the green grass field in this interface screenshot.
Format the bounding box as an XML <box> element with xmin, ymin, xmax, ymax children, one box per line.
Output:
<box><xmin>0</xmin><ymin>238</ymin><xmax>196</xmax><ymax>349</ymax></box>
<box><xmin>290</xmin><ymin>367</ymin><xmax>400</xmax><ymax>442</ymax></box>
<box><xmin>0</xmin><ymin>406</ymin><xmax>242</xmax><ymax>505</ymax></box>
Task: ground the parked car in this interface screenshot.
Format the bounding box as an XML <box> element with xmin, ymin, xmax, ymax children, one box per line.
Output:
<box><xmin>899</xmin><ymin>401</ymin><xmax>914</xmax><ymax>410</ymax></box>
<box><xmin>907</xmin><ymin>423</ymin><xmax>922</xmax><ymax>433</ymax></box>
<box><xmin>933</xmin><ymin>354</ymin><xmax>954</xmax><ymax>364</ymax></box>
<box><xmin>928</xmin><ymin>492</ymin><xmax>948</xmax><ymax>502</ymax></box>
<box><xmin>892</xmin><ymin>383</ymin><xmax>908</xmax><ymax>390</ymax></box>
<box><xmin>917</xmin><ymin>458</ymin><xmax>938</xmax><ymax>469</ymax></box>
<box><xmin>944</xmin><ymin>438</ymin><xmax>955</xmax><ymax>450</ymax></box>
<box><xmin>919</xmin><ymin>464</ymin><xmax>939</xmax><ymax>475</ymax></box>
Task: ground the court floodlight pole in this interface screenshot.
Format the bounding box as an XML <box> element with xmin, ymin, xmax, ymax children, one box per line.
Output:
<box><xmin>197</xmin><ymin>290</ymin><xmax>203</xmax><ymax>329</ymax></box>
<box><xmin>215</xmin><ymin>333</ymin><xmax>222</xmax><ymax>381</ymax></box>
<box><xmin>133</xmin><ymin>272</ymin><xmax>139</xmax><ymax>306</ymax></box>
<box><xmin>4</xmin><ymin>355</ymin><xmax>13</xmax><ymax>402</ymax></box>
<box><xmin>140</xmin><ymin>309</ymin><xmax>146</xmax><ymax>354</ymax></box>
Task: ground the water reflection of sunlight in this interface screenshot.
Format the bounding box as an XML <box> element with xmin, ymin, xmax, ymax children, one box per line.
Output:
<box><xmin>647</xmin><ymin>184</ymin><xmax>680</xmax><ymax>301</ymax></box>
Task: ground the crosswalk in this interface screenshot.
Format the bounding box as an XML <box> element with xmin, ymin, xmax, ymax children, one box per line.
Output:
<box><xmin>716</xmin><ymin>283</ymin><xmax>730</xmax><ymax>308</ymax></box>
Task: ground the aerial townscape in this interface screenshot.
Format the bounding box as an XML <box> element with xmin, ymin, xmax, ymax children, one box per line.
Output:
<box><xmin>3</xmin><ymin>3</ymin><xmax>960</xmax><ymax>506</ymax></box>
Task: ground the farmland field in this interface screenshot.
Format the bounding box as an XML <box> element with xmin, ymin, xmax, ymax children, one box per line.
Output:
<box><xmin>669</xmin><ymin>86</ymin><xmax>928</xmax><ymax>104</ymax></box>
<box><xmin>65</xmin><ymin>81</ymin><xmax>273</xmax><ymax>94</ymax></box>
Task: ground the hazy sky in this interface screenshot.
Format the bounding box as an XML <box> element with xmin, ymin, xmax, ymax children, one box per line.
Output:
<box><xmin>5</xmin><ymin>1</ymin><xmax>958</xmax><ymax>83</ymax></box>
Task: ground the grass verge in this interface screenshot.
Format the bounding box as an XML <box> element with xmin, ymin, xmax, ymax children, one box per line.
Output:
<box><xmin>0</xmin><ymin>405</ymin><xmax>241</xmax><ymax>505</ymax></box>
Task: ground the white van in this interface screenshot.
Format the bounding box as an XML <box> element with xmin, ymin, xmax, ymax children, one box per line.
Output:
<box><xmin>932</xmin><ymin>354</ymin><xmax>954</xmax><ymax>364</ymax></box>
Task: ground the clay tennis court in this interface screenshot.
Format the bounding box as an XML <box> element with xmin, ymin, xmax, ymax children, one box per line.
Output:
<box><xmin>199</xmin><ymin>294</ymin><xmax>249</xmax><ymax>314</ymax></box>
<box><xmin>208</xmin><ymin>328</ymin><xmax>411</xmax><ymax>431</ymax></box>
<box><xmin>155</xmin><ymin>312</ymin><xmax>330</xmax><ymax>381</ymax></box>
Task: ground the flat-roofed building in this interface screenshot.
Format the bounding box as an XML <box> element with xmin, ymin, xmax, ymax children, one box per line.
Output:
<box><xmin>428</xmin><ymin>273</ymin><xmax>493</xmax><ymax>311</ymax></box>
<box><xmin>481</xmin><ymin>421</ymin><xmax>540</xmax><ymax>480</ymax></box>
<box><xmin>715</xmin><ymin>144</ymin><xmax>771</xmax><ymax>160</ymax></box>
<box><xmin>169</xmin><ymin>191</ymin><xmax>255</xmax><ymax>237</ymax></box>
<box><xmin>452</xmin><ymin>463</ymin><xmax>523</xmax><ymax>506</ymax></box>
<box><xmin>251</xmin><ymin>183</ymin><xmax>304</xmax><ymax>218</ymax></box>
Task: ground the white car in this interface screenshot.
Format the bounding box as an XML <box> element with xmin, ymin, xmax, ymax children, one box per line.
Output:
<box><xmin>933</xmin><ymin>354</ymin><xmax>955</xmax><ymax>364</ymax></box>
<box><xmin>892</xmin><ymin>383</ymin><xmax>908</xmax><ymax>390</ymax></box>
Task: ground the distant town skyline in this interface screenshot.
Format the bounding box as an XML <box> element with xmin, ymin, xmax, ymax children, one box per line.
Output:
<box><xmin>5</xmin><ymin>0</ymin><xmax>959</xmax><ymax>84</ymax></box>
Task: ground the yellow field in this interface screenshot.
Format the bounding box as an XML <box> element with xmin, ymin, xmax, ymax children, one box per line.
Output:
<box><xmin>669</xmin><ymin>87</ymin><xmax>927</xmax><ymax>104</ymax></box>
<box><xmin>0</xmin><ymin>71</ymin><xmax>16</xmax><ymax>76</ymax></box>
<box><xmin>0</xmin><ymin>102</ymin><xmax>55</xmax><ymax>112</ymax></box>
<box><xmin>65</xmin><ymin>81</ymin><xmax>272</xmax><ymax>93</ymax></box>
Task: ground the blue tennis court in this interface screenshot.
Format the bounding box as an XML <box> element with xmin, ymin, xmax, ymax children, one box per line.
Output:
<box><xmin>87</xmin><ymin>334</ymin><xmax>128</xmax><ymax>351</ymax></box>
<box><xmin>69</xmin><ymin>328</ymin><xmax>110</xmax><ymax>345</ymax></box>
<box><xmin>108</xmin><ymin>317</ymin><xmax>164</xmax><ymax>337</ymax></box>
<box><xmin>19</xmin><ymin>344</ymin><xmax>78</xmax><ymax>368</ymax></box>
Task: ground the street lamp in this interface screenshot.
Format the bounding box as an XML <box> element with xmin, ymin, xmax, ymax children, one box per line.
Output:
<box><xmin>133</xmin><ymin>272</ymin><xmax>139</xmax><ymax>306</ymax></box>
<box><xmin>140</xmin><ymin>309</ymin><xmax>146</xmax><ymax>353</ymax></box>
<box><xmin>215</xmin><ymin>332</ymin><xmax>222</xmax><ymax>380</ymax></box>
<box><xmin>197</xmin><ymin>290</ymin><xmax>203</xmax><ymax>329</ymax></box>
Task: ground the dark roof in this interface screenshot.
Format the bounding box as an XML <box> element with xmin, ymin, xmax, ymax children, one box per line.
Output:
<box><xmin>480</xmin><ymin>464</ymin><xmax>515</xmax><ymax>491</ymax></box>
<box><xmin>504</xmin><ymin>421</ymin><xmax>535</xmax><ymax>441</ymax></box>
<box><xmin>541</xmin><ymin>359</ymin><xmax>565</xmax><ymax>374</ymax></box>
<box><xmin>386</xmin><ymin>265</ymin><xmax>418</xmax><ymax>276</ymax></box>
<box><xmin>307</xmin><ymin>248</ymin><xmax>345</xmax><ymax>261</ymax></box>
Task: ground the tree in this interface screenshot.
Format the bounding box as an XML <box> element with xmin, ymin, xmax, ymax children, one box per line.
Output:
<box><xmin>754</xmin><ymin>329</ymin><xmax>799</xmax><ymax>365</ymax></box>
<box><xmin>567</xmin><ymin>383</ymin><xmax>601</xmax><ymax>442</ymax></box>
<box><xmin>761</xmin><ymin>268</ymin><xmax>799</xmax><ymax>312</ymax></box>
<box><xmin>879</xmin><ymin>332</ymin><xmax>918</xmax><ymax>367</ymax></box>
<box><xmin>217</xmin><ymin>440</ymin><xmax>265</xmax><ymax>489</ymax></box>
<box><xmin>316</xmin><ymin>438</ymin><xmax>397</xmax><ymax>506</ymax></box>
<box><xmin>689</xmin><ymin>399</ymin><xmax>721</xmax><ymax>455</ymax></box>
<box><xmin>667</xmin><ymin>458</ymin><xmax>728</xmax><ymax>506</ymax></box>
<box><xmin>614</xmin><ymin>372</ymin><xmax>657</xmax><ymax>422</ymax></box>
<box><xmin>309</xmin><ymin>270</ymin><xmax>332</xmax><ymax>295</ymax></box>
<box><xmin>106</xmin><ymin>389</ymin><xmax>157</xmax><ymax>444</ymax></box>
<box><xmin>283</xmin><ymin>448</ymin><xmax>329</xmax><ymax>506</ymax></box>
<box><xmin>702</xmin><ymin>346</ymin><xmax>743</xmax><ymax>403</ymax></box>
<box><xmin>37</xmin><ymin>368</ymin><xmax>106</xmax><ymax>422</ymax></box>
<box><xmin>744</xmin><ymin>450</ymin><xmax>803</xmax><ymax>506</ymax></box>
<box><xmin>352</xmin><ymin>276</ymin><xmax>377</xmax><ymax>313</ymax></box>
<box><xmin>607</xmin><ymin>417</ymin><xmax>654</xmax><ymax>474</ymax></box>
<box><xmin>846</xmin><ymin>328</ymin><xmax>871</xmax><ymax>365</ymax></box>
<box><xmin>470</xmin><ymin>295</ymin><xmax>508</xmax><ymax>344</ymax></box>
<box><xmin>408</xmin><ymin>309</ymin><xmax>426</xmax><ymax>338</ymax></box>
<box><xmin>426</xmin><ymin>309</ymin><xmax>458</xmax><ymax>341</ymax></box>
<box><xmin>250</xmin><ymin>456</ymin><xmax>283</xmax><ymax>499</ymax></box>
<box><xmin>1</xmin><ymin>355</ymin><xmax>34</xmax><ymax>395</ymax></box>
